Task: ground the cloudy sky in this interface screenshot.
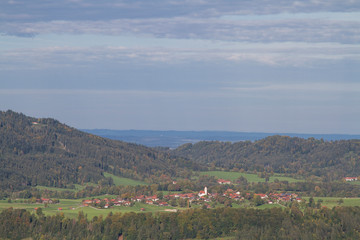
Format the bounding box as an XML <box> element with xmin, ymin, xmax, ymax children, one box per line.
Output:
<box><xmin>1</xmin><ymin>0</ymin><xmax>360</xmax><ymax>134</ymax></box>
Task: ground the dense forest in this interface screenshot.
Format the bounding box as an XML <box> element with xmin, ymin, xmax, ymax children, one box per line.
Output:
<box><xmin>171</xmin><ymin>137</ymin><xmax>360</xmax><ymax>180</ymax></box>
<box><xmin>2</xmin><ymin>110</ymin><xmax>360</xmax><ymax>239</ymax></box>
<box><xmin>1</xmin><ymin>206</ymin><xmax>360</xmax><ymax>239</ymax></box>
<box><xmin>0</xmin><ymin>110</ymin><xmax>199</xmax><ymax>191</ymax></box>
<box><xmin>2</xmin><ymin>110</ymin><xmax>360</xmax><ymax>193</ymax></box>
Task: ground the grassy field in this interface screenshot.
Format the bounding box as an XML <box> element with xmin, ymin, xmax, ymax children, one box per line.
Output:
<box><xmin>34</xmin><ymin>174</ymin><xmax>147</xmax><ymax>194</ymax></box>
<box><xmin>0</xmin><ymin>198</ymin><xmax>175</xmax><ymax>219</ymax></box>
<box><xmin>349</xmin><ymin>181</ymin><xmax>360</xmax><ymax>185</ymax></box>
<box><xmin>302</xmin><ymin>197</ymin><xmax>360</xmax><ymax>208</ymax></box>
<box><xmin>104</xmin><ymin>173</ymin><xmax>148</xmax><ymax>186</ymax></box>
<box><xmin>0</xmin><ymin>198</ymin><xmax>81</xmax><ymax>218</ymax></box>
<box><xmin>256</xmin><ymin>203</ymin><xmax>286</xmax><ymax>209</ymax></box>
<box><xmin>198</xmin><ymin>171</ymin><xmax>302</xmax><ymax>183</ymax></box>
<box><xmin>2</xmin><ymin>196</ymin><xmax>358</xmax><ymax>220</ymax></box>
<box><xmin>36</xmin><ymin>184</ymin><xmax>89</xmax><ymax>192</ymax></box>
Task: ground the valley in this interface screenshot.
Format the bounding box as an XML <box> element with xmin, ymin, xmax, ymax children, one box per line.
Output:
<box><xmin>1</xmin><ymin>110</ymin><xmax>360</xmax><ymax>239</ymax></box>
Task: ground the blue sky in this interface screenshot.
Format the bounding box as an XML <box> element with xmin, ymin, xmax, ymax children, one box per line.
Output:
<box><xmin>1</xmin><ymin>0</ymin><xmax>360</xmax><ymax>134</ymax></box>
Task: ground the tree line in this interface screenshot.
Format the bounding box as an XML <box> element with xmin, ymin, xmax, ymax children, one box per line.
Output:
<box><xmin>1</xmin><ymin>206</ymin><xmax>360</xmax><ymax>239</ymax></box>
<box><xmin>171</xmin><ymin>135</ymin><xmax>360</xmax><ymax>179</ymax></box>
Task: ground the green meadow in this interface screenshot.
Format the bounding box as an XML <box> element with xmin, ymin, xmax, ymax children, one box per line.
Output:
<box><xmin>35</xmin><ymin>173</ymin><xmax>147</xmax><ymax>193</ymax></box>
<box><xmin>198</xmin><ymin>171</ymin><xmax>302</xmax><ymax>183</ymax></box>
<box><xmin>349</xmin><ymin>181</ymin><xmax>360</xmax><ymax>185</ymax></box>
<box><xmin>36</xmin><ymin>184</ymin><xmax>88</xmax><ymax>192</ymax></box>
<box><xmin>104</xmin><ymin>172</ymin><xmax>148</xmax><ymax>186</ymax></box>
<box><xmin>302</xmin><ymin>197</ymin><xmax>360</xmax><ymax>208</ymax></box>
<box><xmin>256</xmin><ymin>203</ymin><xmax>286</xmax><ymax>210</ymax></box>
<box><xmin>0</xmin><ymin>198</ymin><xmax>175</xmax><ymax>220</ymax></box>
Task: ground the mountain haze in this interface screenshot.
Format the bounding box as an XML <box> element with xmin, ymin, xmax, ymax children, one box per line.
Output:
<box><xmin>84</xmin><ymin>129</ymin><xmax>360</xmax><ymax>148</ymax></box>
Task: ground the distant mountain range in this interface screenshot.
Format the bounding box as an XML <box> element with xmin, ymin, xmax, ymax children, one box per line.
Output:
<box><xmin>82</xmin><ymin>129</ymin><xmax>360</xmax><ymax>148</ymax></box>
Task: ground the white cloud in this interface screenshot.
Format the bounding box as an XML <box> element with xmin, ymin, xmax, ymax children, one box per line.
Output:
<box><xmin>1</xmin><ymin>41</ymin><xmax>359</xmax><ymax>71</ymax></box>
<box><xmin>224</xmin><ymin>82</ymin><xmax>360</xmax><ymax>93</ymax></box>
<box><xmin>2</xmin><ymin>0</ymin><xmax>360</xmax><ymax>21</ymax></box>
<box><xmin>2</xmin><ymin>16</ymin><xmax>360</xmax><ymax>44</ymax></box>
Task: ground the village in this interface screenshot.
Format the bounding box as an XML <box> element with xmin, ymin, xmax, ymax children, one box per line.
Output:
<box><xmin>79</xmin><ymin>178</ymin><xmax>303</xmax><ymax>210</ymax></box>
<box><xmin>28</xmin><ymin>176</ymin><xmax>358</xmax><ymax>211</ymax></box>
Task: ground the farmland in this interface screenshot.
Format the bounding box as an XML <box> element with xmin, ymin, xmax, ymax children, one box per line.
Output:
<box><xmin>0</xmin><ymin>198</ymin><xmax>175</xmax><ymax>219</ymax></box>
<box><xmin>198</xmin><ymin>171</ymin><xmax>303</xmax><ymax>183</ymax></box>
<box><xmin>103</xmin><ymin>173</ymin><xmax>148</xmax><ymax>186</ymax></box>
<box><xmin>302</xmin><ymin>197</ymin><xmax>360</xmax><ymax>208</ymax></box>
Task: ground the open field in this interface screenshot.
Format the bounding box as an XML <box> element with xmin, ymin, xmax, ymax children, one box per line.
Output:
<box><xmin>256</xmin><ymin>204</ymin><xmax>286</xmax><ymax>209</ymax></box>
<box><xmin>35</xmin><ymin>174</ymin><xmax>147</xmax><ymax>193</ymax></box>
<box><xmin>302</xmin><ymin>197</ymin><xmax>360</xmax><ymax>208</ymax></box>
<box><xmin>198</xmin><ymin>171</ymin><xmax>302</xmax><ymax>183</ymax></box>
<box><xmin>349</xmin><ymin>181</ymin><xmax>360</xmax><ymax>185</ymax></box>
<box><xmin>0</xmin><ymin>198</ymin><xmax>176</xmax><ymax>219</ymax></box>
<box><xmin>104</xmin><ymin>172</ymin><xmax>148</xmax><ymax>186</ymax></box>
<box><xmin>3</xmin><ymin>195</ymin><xmax>358</xmax><ymax>220</ymax></box>
<box><xmin>36</xmin><ymin>184</ymin><xmax>89</xmax><ymax>192</ymax></box>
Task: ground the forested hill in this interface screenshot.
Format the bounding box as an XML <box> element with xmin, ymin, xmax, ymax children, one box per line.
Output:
<box><xmin>0</xmin><ymin>110</ymin><xmax>196</xmax><ymax>191</ymax></box>
<box><xmin>171</xmin><ymin>136</ymin><xmax>360</xmax><ymax>180</ymax></box>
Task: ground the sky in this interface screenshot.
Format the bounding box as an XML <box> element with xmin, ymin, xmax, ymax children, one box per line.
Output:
<box><xmin>1</xmin><ymin>0</ymin><xmax>360</xmax><ymax>134</ymax></box>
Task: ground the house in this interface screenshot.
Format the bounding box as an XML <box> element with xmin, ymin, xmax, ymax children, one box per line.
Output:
<box><xmin>217</xmin><ymin>179</ymin><xmax>231</xmax><ymax>185</ymax></box>
<box><xmin>40</xmin><ymin>198</ymin><xmax>53</xmax><ymax>204</ymax></box>
<box><xmin>345</xmin><ymin>177</ymin><xmax>358</xmax><ymax>182</ymax></box>
<box><xmin>224</xmin><ymin>189</ymin><xmax>234</xmax><ymax>195</ymax></box>
<box><xmin>254</xmin><ymin>194</ymin><xmax>268</xmax><ymax>199</ymax></box>
<box><xmin>113</xmin><ymin>200</ymin><xmax>124</xmax><ymax>206</ymax></box>
<box><xmin>146</xmin><ymin>195</ymin><xmax>159</xmax><ymax>202</ymax></box>
<box><xmin>158</xmin><ymin>202</ymin><xmax>168</xmax><ymax>206</ymax></box>
<box><xmin>83</xmin><ymin>200</ymin><xmax>92</xmax><ymax>204</ymax></box>
<box><xmin>179</xmin><ymin>193</ymin><xmax>195</xmax><ymax>199</ymax></box>
<box><xmin>135</xmin><ymin>195</ymin><xmax>145</xmax><ymax>202</ymax></box>
<box><xmin>198</xmin><ymin>187</ymin><xmax>208</xmax><ymax>197</ymax></box>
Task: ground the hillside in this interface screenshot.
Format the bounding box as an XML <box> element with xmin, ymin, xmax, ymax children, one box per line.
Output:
<box><xmin>0</xmin><ymin>110</ymin><xmax>196</xmax><ymax>191</ymax></box>
<box><xmin>171</xmin><ymin>136</ymin><xmax>360</xmax><ymax>180</ymax></box>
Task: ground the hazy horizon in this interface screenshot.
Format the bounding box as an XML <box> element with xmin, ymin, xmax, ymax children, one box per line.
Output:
<box><xmin>83</xmin><ymin>128</ymin><xmax>360</xmax><ymax>148</ymax></box>
<box><xmin>1</xmin><ymin>1</ymin><xmax>359</xmax><ymax>134</ymax></box>
<box><xmin>83</xmin><ymin>128</ymin><xmax>360</xmax><ymax>136</ymax></box>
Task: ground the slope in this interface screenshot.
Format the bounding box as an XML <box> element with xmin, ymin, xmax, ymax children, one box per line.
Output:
<box><xmin>171</xmin><ymin>136</ymin><xmax>360</xmax><ymax>180</ymax></box>
<box><xmin>0</xmin><ymin>110</ymin><xmax>195</xmax><ymax>191</ymax></box>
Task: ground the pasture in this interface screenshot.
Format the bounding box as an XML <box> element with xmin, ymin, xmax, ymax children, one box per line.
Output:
<box><xmin>302</xmin><ymin>197</ymin><xmax>360</xmax><ymax>208</ymax></box>
<box><xmin>198</xmin><ymin>171</ymin><xmax>302</xmax><ymax>183</ymax></box>
<box><xmin>103</xmin><ymin>173</ymin><xmax>148</xmax><ymax>186</ymax></box>
<box><xmin>0</xmin><ymin>198</ymin><xmax>175</xmax><ymax>220</ymax></box>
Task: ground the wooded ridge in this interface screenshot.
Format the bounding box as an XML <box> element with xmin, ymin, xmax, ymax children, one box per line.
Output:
<box><xmin>171</xmin><ymin>136</ymin><xmax>360</xmax><ymax>180</ymax></box>
<box><xmin>0</xmin><ymin>110</ymin><xmax>197</xmax><ymax>191</ymax></box>
<box><xmin>1</xmin><ymin>110</ymin><xmax>360</xmax><ymax>192</ymax></box>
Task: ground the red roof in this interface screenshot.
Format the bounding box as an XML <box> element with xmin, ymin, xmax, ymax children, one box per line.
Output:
<box><xmin>217</xmin><ymin>179</ymin><xmax>231</xmax><ymax>183</ymax></box>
